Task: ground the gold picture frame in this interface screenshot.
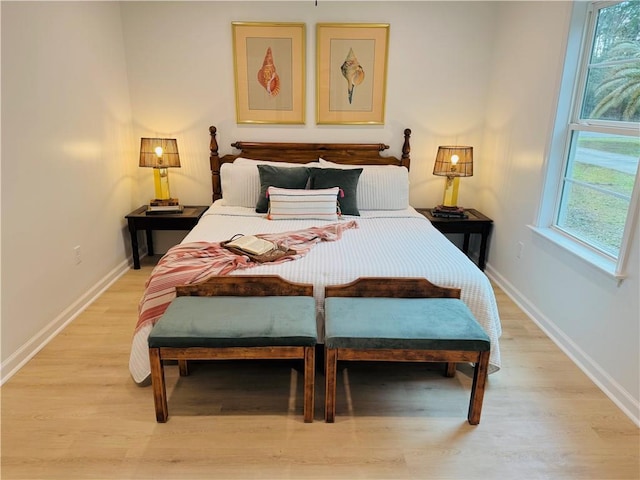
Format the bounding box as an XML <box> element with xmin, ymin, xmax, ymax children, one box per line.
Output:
<box><xmin>232</xmin><ymin>22</ymin><xmax>306</xmax><ymax>124</ymax></box>
<box><xmin>316</xmin><ymin>23</ymin><xmax>389</xmax><ymax>125</ymax></box>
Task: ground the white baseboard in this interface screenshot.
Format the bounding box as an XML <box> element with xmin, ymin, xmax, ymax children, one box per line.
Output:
<box><xmin>486</xmin><ymin>264</ymin><xmax>640</xmax><ymax>427</ymax></box>
<box><xmin>0</xmin><ymin>259</ymin><xmax>132</xmax><ymax>385</ymax></box>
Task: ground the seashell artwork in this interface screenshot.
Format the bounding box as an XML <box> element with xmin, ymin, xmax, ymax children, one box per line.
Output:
<box><xmin>257</xmin><ymin>47</ymin><xmax>280</xmax><ymax>97</ymax></box>
<box><xmin>340</xmin><ymin>48</ymin><xmax>365</xmax><ymax>104</ymax></box>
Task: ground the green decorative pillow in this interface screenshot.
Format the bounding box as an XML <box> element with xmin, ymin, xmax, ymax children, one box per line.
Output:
<box><xmin>309</xmin><ymin>167</ymin><xmax>363</xmax><ymax>216</ymax></box>
<box><xmin>256</xmin><ymin>165</ymin><xmax>310</xmax><ymax>213</ymax></box>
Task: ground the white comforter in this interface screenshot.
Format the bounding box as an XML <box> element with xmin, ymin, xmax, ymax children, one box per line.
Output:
<box><xmin>130</xmin><ymin>202</ymin><xmax>502</xmax><ymax>383</ymax></box>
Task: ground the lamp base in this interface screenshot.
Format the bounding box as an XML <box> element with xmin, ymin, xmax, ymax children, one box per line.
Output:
<box><xmin>431</xmin><ymin>205</ymin><xmax>468</xmax><ymax>218</ymax></box>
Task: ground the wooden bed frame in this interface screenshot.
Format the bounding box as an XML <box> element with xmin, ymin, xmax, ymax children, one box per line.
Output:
<box><xmin>208</xmin><ymin>125</ymin><xmax>412</xmax><ymax>203</ymax></box>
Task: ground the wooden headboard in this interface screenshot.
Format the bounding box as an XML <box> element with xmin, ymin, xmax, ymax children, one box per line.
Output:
<box><xmin>208</xmin><ymin>126</ymin><xmax>411</xmax><ymax>202</ymax></box>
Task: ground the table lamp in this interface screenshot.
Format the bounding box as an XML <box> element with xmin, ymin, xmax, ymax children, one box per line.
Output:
<box><xmin>139</xmin><ymin>138</ymin><xmax>182</xmax><ymax>212</ymax></box>
<box><xmin>432</xmin><ymin>146</ymin><xmax>473</xmax><ymax>218</ymax></box>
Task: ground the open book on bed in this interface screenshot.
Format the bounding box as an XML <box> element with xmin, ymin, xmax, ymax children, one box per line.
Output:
<box><xmin>221</xmin><ymin>234</ymin><xmax>295</xmax><ymax>263</ymax></box>
<box><xmin>224</xmin><ymin>234</ymin><xmax>275</xmax><ymax>255</ymax></box>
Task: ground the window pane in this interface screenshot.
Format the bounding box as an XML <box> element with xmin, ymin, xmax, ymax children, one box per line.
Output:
<box><xmin>581</xmin><ymin>1</ymin><xmax>640</xmax><ymax>122</ymax></box>
<box><xmin>589</xmin><ymin>1</ymin><xmax>639</xmax><ymax>63</ymax></box>
<box><xmin>582</xmin><ymin>63</ymin><xmax>640</xmax><ymax>122</ymax></box>
<box><xmin>557</xmin><ymin>131</ymin><xmax>639</xmax><ymax>257</ymax></box>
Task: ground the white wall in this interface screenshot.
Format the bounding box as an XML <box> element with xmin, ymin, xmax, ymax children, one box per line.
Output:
<box><xmin>120</xmin><ymin>1</ymin><xmax>497</xmax><ymax>211</ymax></box>
<box><xmin>481</xmin><ymin>1</ymin><xmax>639</xmax><ymax>424</ymax></box>
<box><xmin>1</xmin><ymin>2</ymin><xmax>136</xmax><ymax>379</ymax></box>
<box><xmin>1</xmin><ymin>1</ymin><xmax>637</xmax><ymax>423</ymax></box>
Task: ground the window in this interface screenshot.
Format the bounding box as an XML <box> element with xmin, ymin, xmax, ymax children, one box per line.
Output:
<box><xmin>539</xmin><ymin>1</ymin><xmax>640</xmax><ymax>278</ymax></box>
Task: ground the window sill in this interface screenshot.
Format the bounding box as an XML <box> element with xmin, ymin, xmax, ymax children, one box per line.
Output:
<box><xmin>528</xmin><ymin>225</ymin><xmax>625</xmax><ymax>282</ymax></box>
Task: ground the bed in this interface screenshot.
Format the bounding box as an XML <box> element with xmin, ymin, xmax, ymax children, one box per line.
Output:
<box><xmin>129</xmin><ymin>126</ymin><xmax>502</xmax><ymax>384</ymax></box>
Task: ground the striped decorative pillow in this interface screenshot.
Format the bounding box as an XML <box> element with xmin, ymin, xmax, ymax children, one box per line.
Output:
<box><xmin>267</xmin><ymin>187</ymin><xmax>340</xmax><ymax>220</ymax></box>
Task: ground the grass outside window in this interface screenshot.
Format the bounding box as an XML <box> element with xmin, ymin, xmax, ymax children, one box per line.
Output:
<box><xmin>557</xmin><ymin>132</ymin><xmax>639</xmax><ymax>257</ymax></box>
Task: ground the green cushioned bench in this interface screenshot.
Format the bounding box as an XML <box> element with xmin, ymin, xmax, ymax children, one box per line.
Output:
<box><xmin>324</xmin><ymin>277</ymin><xmax>490</xmax><ymax>425</ymax></box>
<box><xmin>148</xmin><ymin>276</ymin><xmax>317</xmax><ymax>423</ymax></box>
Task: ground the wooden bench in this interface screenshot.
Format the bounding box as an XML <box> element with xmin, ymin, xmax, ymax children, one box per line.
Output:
<box><xmin>323</xmin><ymin>277</ymin><xmax>490</xmax><ymax>425</ymax></box>
<box><xmin>148</xmin><ymin>275</ymin><xmax>317</xmax><ymax>423</ymax></box>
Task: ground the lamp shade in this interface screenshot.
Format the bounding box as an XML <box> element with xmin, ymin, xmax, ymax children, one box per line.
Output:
<box><xmin>139</xmin><ymin>138</ymin><xmax>181</xmax><ymax>168</ymax></box>
<box><xmin>433</xmin><ymin>146</ymin><xmax>473</xmax><ymax>177</ymax></box>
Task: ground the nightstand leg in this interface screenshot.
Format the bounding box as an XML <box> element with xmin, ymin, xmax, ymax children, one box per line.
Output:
<box><xmin>463</xmin><ymin>233</ymin><xmax>471</xmax><ymax>254</ymax></box>
<box><xmin>479</xmin><ymin>233</ymin><xmax>488</xmax><ymax>271</ymax></box>
<box><xmin>129</xmin><ymin>224</ymin><xmax>141</xmax><ymax>270</ymax></box>
<box><xmin>146</xmin><ymin>229</ymin><xmax>154</xmax><ymax>256</ymax></box>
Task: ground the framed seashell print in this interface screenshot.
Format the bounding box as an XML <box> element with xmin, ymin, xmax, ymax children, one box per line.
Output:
<box><xmin>316</xmin><ymin>23</ymin><xmax>389</xmax><ymax>125</ymax></box>
<box><xmin>232</xmin><ymin>22</ymin><xmax>306</xmax><ymax>124</ymax></box>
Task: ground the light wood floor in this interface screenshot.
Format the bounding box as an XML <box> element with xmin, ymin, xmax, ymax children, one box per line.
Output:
<box><xmin>1</xmin><ymin>257</ymin><xmax>638</xmax><ymax>479</ymax></box>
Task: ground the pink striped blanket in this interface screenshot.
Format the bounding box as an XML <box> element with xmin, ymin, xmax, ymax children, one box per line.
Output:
<box><xmin>135</xmin><ymin>221</ymin><xmax>358</xmax><ymax>334</ymax></box>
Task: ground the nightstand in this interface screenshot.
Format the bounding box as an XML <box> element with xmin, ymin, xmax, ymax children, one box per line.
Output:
<box><xmin>416</xmin><ymin>208</ymin><xmax>493</xmax><ymax>271</ymax></box>
<box><xmin>125</xmin><ymin>205</ymin><xmax>208</xmax><ymax>269</ymax></box>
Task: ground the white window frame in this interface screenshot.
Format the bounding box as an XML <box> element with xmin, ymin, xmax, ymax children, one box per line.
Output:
<box><xmin>534</xmin><ymin>0</ymin><xmax>640</xmax><ymax>281</ymax></box>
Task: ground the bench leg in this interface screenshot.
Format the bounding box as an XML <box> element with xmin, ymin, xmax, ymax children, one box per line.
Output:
<box><xmin>178</xmin><ymin>360</ymin><xmax>189</xmax><ymax>376</ymax></box>
<box><xmin>149</xmin><ymin>348</ymin><xmax>168</xmax><ymax>423</ymax></box>
<box><xmin>304</xmin><ymin>346</ymin><xmax>315</xmax><ymax>423</ymax></box>
<box><xmin>445</xmin><ymin>362</ymin><xmax>456</xmax><ymax>377</ymax></box>
<box><xmin>324</xmin><ymin>347</ymin><xmax>338</xmax><ymax>422</ymax></box>
<box><xmin>468</xmin><ymin>350</ymin><xmax>490</xmax><ymax>425</ymax></box>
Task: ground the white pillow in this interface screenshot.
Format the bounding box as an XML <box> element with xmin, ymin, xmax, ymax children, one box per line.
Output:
<box><xmin>235</xmin><ymin>157</ymin><xmax>320</xmax><ymax>168</ymax></box>
<box><xmin>318</xmin><ymin>158</ymin><xmax>409</xmax><ymax>210</ymax></box>
<box><xmin>220</xmin><ymin>162</ymin><xmax>261</xmax><ymax>207</ymax></box>
<box><xmin>221</xmin><ymin>159</ymin><xmax>321</xmax><ymax>207</ymax></box>
<box><xmin>267</xmin><ymin>186</ymin><xmax>339</xmax><ymax>221</ymax></box>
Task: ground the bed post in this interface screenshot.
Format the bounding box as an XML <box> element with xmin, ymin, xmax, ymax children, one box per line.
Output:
<box><xmin>209</xmin><ymin>126</ymin><xmax>221</xmax><ymax>202</ymax></box>
<box><xmin>401</xmin><ymin>128</ymin><xmax>411</xmax><ymax>170</ymax></box>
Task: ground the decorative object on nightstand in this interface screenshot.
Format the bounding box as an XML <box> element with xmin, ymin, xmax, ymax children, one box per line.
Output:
<box><xmin>139</xmin><ymin>138</ymin><xmax>183</xmax><ymax>214</ymax></box>
<box><xmin>432</xmin><ymin>146</ymin><xmax>473</xmax><ymax>218</ymax></box>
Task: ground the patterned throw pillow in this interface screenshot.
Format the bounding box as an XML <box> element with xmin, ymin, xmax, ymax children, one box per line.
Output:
<box><xmin>267</xmin><ymin>187</ymin><xmax>340</xmax><ymax>221</ymax></box>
